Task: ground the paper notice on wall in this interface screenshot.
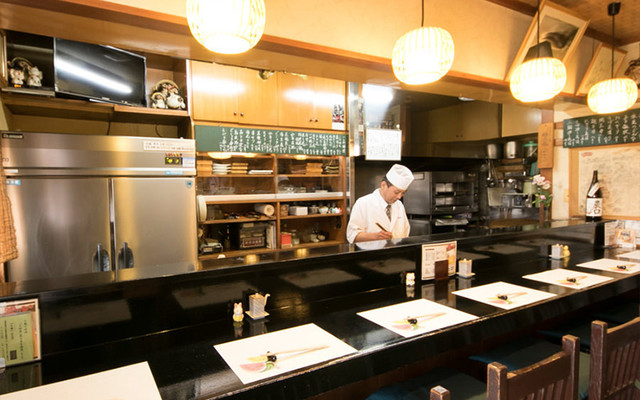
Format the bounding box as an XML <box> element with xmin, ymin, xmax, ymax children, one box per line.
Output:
<box><xmin>365</xmin><ymin>128</ymin><xmax>402</xmax><ymax>160</ymax></box>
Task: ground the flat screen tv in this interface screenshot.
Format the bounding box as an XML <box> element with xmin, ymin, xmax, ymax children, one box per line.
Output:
<box><xmin>54</xmin><ymin>38</ymin><xmax>147</xmax><ymax>107</ymax></box>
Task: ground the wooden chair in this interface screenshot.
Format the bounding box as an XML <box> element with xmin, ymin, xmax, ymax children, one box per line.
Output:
<box><xmin>486</xmin><ymin>335</ymin><xmax>580</xmax><ymax>400</ymax></box>
<box><xmin>589</xmin><ymin>316</ymin><xmax>640</xmax><ymax>400</ymax></box>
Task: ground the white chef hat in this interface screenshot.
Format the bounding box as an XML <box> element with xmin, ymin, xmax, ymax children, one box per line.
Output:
<box><xmin>385</xmin><ymin>164</ymin><xmax>414</xmax><ymax>190</ymax></box>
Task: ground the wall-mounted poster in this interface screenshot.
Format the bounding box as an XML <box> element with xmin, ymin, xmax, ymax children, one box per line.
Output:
<box><xmin>576</xmin><ymin>43</ymin><xmax>626</xmax><ymax>96</ymax></box>
<box><xmin>506</xmin><ymin>0</ymin><xmax>589</xmax><ymax>81</ymax></box>
<box><xmin>0</xmin><ymin>298</ymin><xmax>40</xmax><ymax>367</ymax></box>
<box><xmin>365</xmin><ymin>128</ymin><xmax>402</xmax><ymax>161</ymax></box>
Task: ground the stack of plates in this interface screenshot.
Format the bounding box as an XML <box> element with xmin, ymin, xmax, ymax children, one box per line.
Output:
<box><xmin>213</xmin><ymin>163</ymin><xmax>230</xmax><ymax>175</ymax></box>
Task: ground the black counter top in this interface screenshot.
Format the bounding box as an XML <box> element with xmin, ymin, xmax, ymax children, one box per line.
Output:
<box><xmin>1</xmin><ymin>222</ymin><xmax>637</xmax><ymax>399</ymax></box>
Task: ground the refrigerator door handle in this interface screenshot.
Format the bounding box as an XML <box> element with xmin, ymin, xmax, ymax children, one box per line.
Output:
<box><xmin>118</xmin><ymin>242</ymin><xmax>134</xmax><ymax>269</ymax></box>
<box><xmin>93</xmin><ymin>244</ymin><xmax>111</xmax><ymax>272</ymax></box>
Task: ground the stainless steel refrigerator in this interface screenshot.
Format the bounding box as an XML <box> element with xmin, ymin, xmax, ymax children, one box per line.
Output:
<box><xmin>1</xmin><ymin>131</ymin><xmax>198</xmax><ymax>282</ymax></box>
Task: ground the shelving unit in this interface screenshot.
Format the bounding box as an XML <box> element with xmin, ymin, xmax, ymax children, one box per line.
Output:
<box><xmin>196</xmin><ymin>153</ymin><xmax>346</xmax><ymax>259</ymax></box>
<box><xmin>1</xmin><ymin>30</ymin><xmax>191</xmax><ymax>138</ymax></box>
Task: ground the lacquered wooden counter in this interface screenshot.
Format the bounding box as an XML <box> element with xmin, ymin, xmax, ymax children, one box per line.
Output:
<box><xmin>0</xmin><ymin>222</ymin><xmax>638</xmax><ymax>399</ymax></box>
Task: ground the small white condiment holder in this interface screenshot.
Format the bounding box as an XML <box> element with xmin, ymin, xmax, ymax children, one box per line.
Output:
<box><xmin>458</xmin><ymin>258</ymin><xmax>474</xmax><ymax>278</ymax></box>
<box><xmin>550</xmin><ymin>244</ymin><xmax>563</xmax><ymax>259</ymax></box>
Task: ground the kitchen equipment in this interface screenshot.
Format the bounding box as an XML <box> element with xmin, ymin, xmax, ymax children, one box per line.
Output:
<box><xmin>486</xmin><ymin>143</ymin><xmax>502</xmax><ymax>160</ymax></box>
<box><xmin>523</xmin><ymin>140</ymin><xmax>538</xmax><ymax>158</ymax></box>
<box><xmin>486</xmin><ymin>159</ymin><xmax>497</xmax><ymax>188</ymax></box>
<box><xmin>1</xmin><ymin>131</ymin><xmax>197</xmax><ymax>282</ymax></box>
<box><xmin>504</xmin><ymin>141</ymin><xmax>521</xmax><ymax>159</ymax></box>
<box><xmin>404</xmin><ymin>171</ymin><xmax>479</xmax><ymax>216</ymax></box>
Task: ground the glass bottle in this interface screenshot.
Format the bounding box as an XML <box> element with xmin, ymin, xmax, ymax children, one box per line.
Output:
<box><xmin>585</xmin><ymin>170</ymin><xmax>602</xmax><ymax>222</ymax></box>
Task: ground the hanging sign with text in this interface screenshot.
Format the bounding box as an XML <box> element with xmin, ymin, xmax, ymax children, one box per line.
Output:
<box><xmin>563</xmin><ymin>108</ymin><xmax>640</xmax><ymax>148</ymax></box>
<box><xmin>195</xmin><ymin>125</ymin><xmax>348</xmax><ymax>156</ymax></box>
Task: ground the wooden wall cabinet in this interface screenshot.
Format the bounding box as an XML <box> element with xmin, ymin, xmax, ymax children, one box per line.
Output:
<box><xmin>277</xmin><ymin>73</ymin><xmax>345</xmax><ymax>131</ymax></box>
<box><xmin>424</xmin><ymin>102</ymin><xmax>500</xmax><ymax>142</ymax></box>
<box><xmin>190</xmin><ymin>61</ymin><xmax>278</xmax><ymax>126</ymax></box>
<box><xmin>196</xmin><ymin>153</ymin><xmax>346</xmax><ymax>260</ymax></box>
<box><xmin>501</xmin><ymin>103</ymin><xmax>542</xmax><ymax>137</ymax></box>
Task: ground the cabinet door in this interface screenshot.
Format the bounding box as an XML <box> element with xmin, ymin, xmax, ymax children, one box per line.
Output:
<box><xmin>459</xmin><ymin>102</ymin><xmax>499</xmax><ymax>141</ymax></box>
<box><xmin>191</xmin><ymin>61</ymin><xmax>239</xmax><ymax>122</ymax></box>
<box><xmin>312</xmin><ymin>76</ymin><xmax>346</xmax><ymax>131</ymax></box>
<box><xmin>426</xmin><ymin>105</ymin><xmax>461</xmax><ymax>142</ymax></box>
<box><xmin>236</xmin><ymin>67</ymin><xmax>278</xmax><ymax>125</ymax></box>
<box><xmin>501</xmin><ymin>103</ymin><xmax>542</xmax><ymax>137</ymax></box>
<box><xmin>277</xmin><ymin>72</ymin><xmax>316</xmax><ymax>129</ymax></box>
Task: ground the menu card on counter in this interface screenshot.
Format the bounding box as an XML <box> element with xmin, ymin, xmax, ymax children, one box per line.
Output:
<box><xmin>421</xmin><ymin>241</ymin><xmax>457</xmax><ymax>280</ymax></box>
<box><xmin>0</xmin><ymin>299</ymin><xmax>40</xmax><ymax>367</ymax></box>
<box><xmin>0</xmin><ymin>362</ymin><xmax>161</xmax><ymax>400</ymax></box>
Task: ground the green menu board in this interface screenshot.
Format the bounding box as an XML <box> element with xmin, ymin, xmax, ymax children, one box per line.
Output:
<box><xmin>195</xmin><ymin>125</ymin><xmax>348</xmax><ymax>156</ymax></box>
<box><xmin>563</xmin><ymin>108</ymin><xmax>640</xmax><ymax>148</ymax></box>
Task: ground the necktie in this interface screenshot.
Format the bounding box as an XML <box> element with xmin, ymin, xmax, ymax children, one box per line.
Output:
<box><xmin>385</xmin><ymin>204</ymin><xmax>391</xmax><ymax>221</ymax></box>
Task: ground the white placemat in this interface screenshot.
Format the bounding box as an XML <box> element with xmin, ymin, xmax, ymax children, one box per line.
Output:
<box><xmin>214</xmin><ymin>323</ymin><xmax>357</xmax><ymax>384</ymax></box>
<box><xmin>0</xmin><ymin>362</ymin><xmax>161</xmax><ymax>400</ymax></box>
<box><xmin>357</xmin><ymin>298</ymin><xmax>477</xmax><ymax>338</ymax></box>
<box><xmin>523</xmin><ymin>268</ymin><xmax>613</xmax><ymax>289</ymax></box>
<box><xmin>452</xmin><ymin>281</ymin><xmax>556</xmax><ymax>310</ymax></box>
<box><xmin>576</xmin><ymin>258</ymin><xmax>640</xmax><ymax>274</ymax></box>
<box><xmin>617</xmin><ymin>250</ymin><xmax>640</xmax><ymax>260</ymax></box>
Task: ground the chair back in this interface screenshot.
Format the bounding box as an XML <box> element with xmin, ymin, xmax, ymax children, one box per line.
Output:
<box><xmin>487</xmin><ymin>335</ymin><xmax>580</xmax><ymax>400</ymax></box>
<box><xmin>589</xmin><ymin>316</ymin><xmax>640</xmax><ymax>400</ymax></box>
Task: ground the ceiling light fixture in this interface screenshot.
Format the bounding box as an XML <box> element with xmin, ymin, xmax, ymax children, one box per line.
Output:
<box><xmin>391</xmin><ymin>0</ymin><xmax>454</xmax><ymax>85</ymax></box>
<box><xmin>587</xmin><ymin>2</ymin><xmax>638</xmax><ymax>114</ymax></box>
<box><xmin>186</xmin><ymin>0</ymin><xmax>266</xmax><ymax>55</ymax></box>
<box><xmin>509</xmin><ymin>0</ymin><xmax>567</xmax><ymax>102</ymax></box>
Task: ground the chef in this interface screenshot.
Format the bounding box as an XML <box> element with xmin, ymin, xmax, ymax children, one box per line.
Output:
<box><xmin>347</xmin><ymin>164</ymin><xmax>414</xmax><ymax>243</ymax></box>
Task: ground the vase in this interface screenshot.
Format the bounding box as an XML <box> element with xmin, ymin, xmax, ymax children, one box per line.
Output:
<box><xmin>539</xmin><ymin>205</ymin><xmax>550</xmax><ymax>226</ymax></box>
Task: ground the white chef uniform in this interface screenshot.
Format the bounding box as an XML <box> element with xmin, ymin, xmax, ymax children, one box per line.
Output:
<box><xmin>346</xmin><ymin>188</ymin><xmax>410</xmax><ymax>243</ymax></box>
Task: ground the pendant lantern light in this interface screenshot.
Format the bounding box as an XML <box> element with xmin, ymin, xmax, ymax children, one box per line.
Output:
<box><xmin>186</xmin><ymin>0</ymin><xmax>266</xmax><ymax>55</ymax></box>
<box><xmin>391</xmin><ymin>0</ymin><xmax>454</xmax><ymax>85</ymax></box>
<box><xmin>510</xmin><ymin>0</ymin><xmax>567</xmax><ymax>102</ymax></box>
<box><xmin>587</xmin><ymin>2</ymin><xmax>638</xmax><ymax>114</ymax></box>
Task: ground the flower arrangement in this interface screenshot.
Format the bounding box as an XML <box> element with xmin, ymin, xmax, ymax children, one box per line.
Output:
<box><xmin>532</xmin><ymin>174</ymin><xmax>552</xmax><ymax>208</ymax></box>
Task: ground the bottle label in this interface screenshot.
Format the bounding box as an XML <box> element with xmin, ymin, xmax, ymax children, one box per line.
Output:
<box><xmin>586</xmin><ymin>198</ymin><xmax>602</xmax><ymax>217</ymax></box>
<box><xmin>587</xmin><ymin>182</ymin><xmax>600</xmax><ymax>197</ymax></box>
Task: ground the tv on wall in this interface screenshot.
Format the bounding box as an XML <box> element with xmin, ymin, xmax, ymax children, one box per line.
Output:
<box><xmin>54</xmin><ymin>38</ymin><xmax>147</xmax><ymax>107</ymax></box>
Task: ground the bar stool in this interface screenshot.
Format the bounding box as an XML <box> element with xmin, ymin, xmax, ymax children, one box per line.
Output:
<box><xmin>589</xmin><ymin>316</ymin><xmax>640</xmax><ymax>400</ymax></box>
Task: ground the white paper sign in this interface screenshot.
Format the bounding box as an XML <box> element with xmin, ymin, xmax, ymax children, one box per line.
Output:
<box><xmin>453</xmin><ymin>281</ymin><xmax>556</xmax><ymax>310</ymax></box>
<box><xmin>617</xmin><ymin>250</ymin><xmax>640</xmax><ymax>260</ymax></box>
<box><xmin>357</xmin><ymin>299</ymin><xmax>477</xmax><ymax>338</ymax></box>
<box><xmin>365</xmin><ymin>128</ymin><xmax>402</xmax><ymax>160</ymax></box>
<box><xmin>523</xmin><ymin>268</ymin><xmax>613</xmax><ymax>289</ymax></box>
<box><xmin>214</xmin><ymin>323</ymin><xmax>357</xmax><ymax>384</ymax></box>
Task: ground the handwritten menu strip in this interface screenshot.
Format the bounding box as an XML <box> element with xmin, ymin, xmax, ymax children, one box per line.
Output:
<box><xmin>537</xmin><ymin>122</ymin><xmax>554</xmax><ymax>168</ymax></box>
<box><xmin>195</xmin><ymin>125</ymin><xmax>348</xmax><ymax>156</ymax></box>
<box><xmin>563</xmin><ymin>108</ymin><xmax>640</xmax><ymax>148</ymax></box>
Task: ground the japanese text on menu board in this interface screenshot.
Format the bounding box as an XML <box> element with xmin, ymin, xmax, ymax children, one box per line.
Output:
<box><xmin>563</xmin><ymin>108</ymin><xmax>640</xmax><ymax>148</ymax></box>
<box><xmin>195</xmin><ymin>125</ymin><xmax>348</xmax><ymax>156</ymax></box>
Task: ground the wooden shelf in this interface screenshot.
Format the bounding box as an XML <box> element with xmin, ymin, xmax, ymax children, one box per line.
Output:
<box><xmin>200</xmin><ymin>216</ymin><xmax>276</xmax><ymax>224</ymax></box>
<box><xmin>198</xmin><ymin>247</ymin><xmax>275</xmax><ymax>260</ymax></box>
<box><xmin>279</xmin><ymin>174</ymin><xmax>340</xmax><ymax>178</ymax></box>
<box><xmin>1</xmin><ymin>91</ymin><xmax>189</xmax><ymax>124</ymax></box>
<box><xmin>280</xmin><ymin>213</ymin><xmax>342</xmax><ymax>220</ymax></box>
<box><xmin>196</xmin><ymin>173</ymin><xmax>275</xmax><ymax>178</ymax></box>
<box><xmin>283</xmin><ymin>240</ymin><xmax>343</xmax><ymax>250</ymax></box>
